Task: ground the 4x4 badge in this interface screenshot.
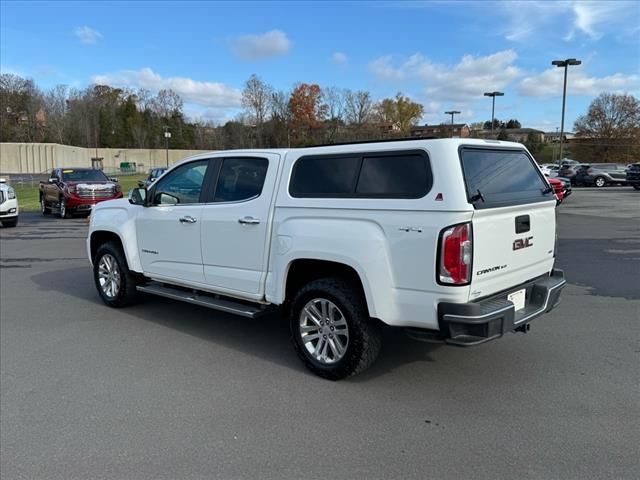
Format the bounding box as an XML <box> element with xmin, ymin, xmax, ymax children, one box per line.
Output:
<box><xmin>513</xmin><ymin>236</ymin><xmax>533</xmax><ymax>250</ymax></box>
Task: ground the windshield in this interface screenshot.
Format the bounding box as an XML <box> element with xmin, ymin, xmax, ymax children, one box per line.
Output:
<box><xmin>460</xmin><ymin>148</ymin><xmax>554</xmax><ymax>209</ymax></box>
<box><xmin>61</xmin><ymin>169</ymin><xmax>109</xmax><ymax>182</ymax></box>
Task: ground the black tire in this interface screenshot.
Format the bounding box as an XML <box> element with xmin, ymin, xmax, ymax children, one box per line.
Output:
<box><xmin>594</xmin><ymin>176</ymin><xmax>606</xmax><ymax>188</ymax></box>
<box><xmin>633</xmin><ymin>185</ymin><xmax>640</xmax><ymax>191</ymax></box>
<box><xmin>93</xmin><ymin>242</ymin><xmax>140</xmax><ymax>307</ymax></box>
<box><xmin>1</xmin><ymin>217</ymin><xmax>18</xmax><ymax>228</ymax></box>
<box><xmin>289</xmin><ymin>277</ymin><xmax>381</xmax><ymax>380</ymax></box>
<box><xmin>40</xmin><ymin>196</ymin><xmax>51</xmax><ymax>215</ymax></box>
<box><xmin>59</xmin><ymin>198</ymin><xmax>69</xmax><ymax>218</ymax></box>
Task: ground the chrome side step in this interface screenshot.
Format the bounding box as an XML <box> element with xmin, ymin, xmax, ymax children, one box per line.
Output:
<box><xmin>136</xmin><ymin>282</ymin><xmax>271</xmax><ymax>318</ymax></box>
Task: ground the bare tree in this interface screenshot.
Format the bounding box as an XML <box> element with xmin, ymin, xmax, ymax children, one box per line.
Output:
<box><xmin>152</xmin><ymin>89</ymin><xmax>183</xmax><ymax>120</ymax></box>
<box><xmin>345</xmin><ymin>89</ymin><xmax>374</xmax><ymax>127</ymax></box>
<box><xmin>242</xmin><ymin>74</ymin><xmax>273</xmax><ymax>146</ymax></box>
<box><xmin>44</xmin><ymin>84</ymin><xmax>68</xmax><ymax>143</ymax></box>
<box><xmin>573</xmin><ymin>93</ymin><xmax>640</xmax><ymax>162</ymax></box>
<box><xmin>324</xmin><ymin>86</ymin><xmax>346</xmax><ymax>142</ymax></box>
<box><xmin>269</xmin><ymin>90</ymin><xmax>291</xmax><ymax>147</ymax></box>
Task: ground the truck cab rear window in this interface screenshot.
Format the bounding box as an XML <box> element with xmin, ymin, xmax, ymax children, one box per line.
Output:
<box><xmin>290</xmin><ymin>151</ymin><xmax>431</xmax><ymax>198</ymax></box>
<box><xmin>460</xmin><ymin>148</ymin><xmax>553</xmax><ymax>209</ymax></box>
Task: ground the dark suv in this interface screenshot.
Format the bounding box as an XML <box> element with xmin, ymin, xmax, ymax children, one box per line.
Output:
<box><xmin>626</xmin><ymin>163</ymin><xmax>640</xmax><ymax>190</ymax></box>
<box><xmin>558</xmin><ymin>162</ymin><xmax>586</xmax><ymax>185</ymax></box>
<box><xmin>575</xmin><ymin>163</ymin><xmax>627</xmax><ymax>187</ymax></box>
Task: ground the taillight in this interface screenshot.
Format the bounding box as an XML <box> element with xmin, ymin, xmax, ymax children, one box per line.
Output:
<box><xmin>438</xmin><ymin>222</ymin><xmax>472</xmax><ymax>285</ymax></box>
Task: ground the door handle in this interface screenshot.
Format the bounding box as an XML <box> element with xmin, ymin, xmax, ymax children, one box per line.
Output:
<box><xmin>238</xmin><ymin>216</ymin><xmax>260</xmax><ymax>225</ymax></box>
<box><xmin>179</xmin><ymin>216</ymin><xmax>197</xmax><ymax>224</ymax></box>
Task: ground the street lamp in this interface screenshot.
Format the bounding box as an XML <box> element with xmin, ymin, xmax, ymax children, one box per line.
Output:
<box><xmin>444</xmin><ymin>110</ymin><xmax>461</xmax><ymax>137</ymax></box>
<box><xmin>483</xmin><ymin>91</ymin><xmax>504</xmax><ymax>134</ymax></box>
<box><xmin>552</xmin><ymin>58</ymin><xmax>581</xmax><ymax>164</ymax></box>
<box><xmin>163</xmin><ymin>126</ymin><xmax>172</xmax><ymax>167</ymax></box>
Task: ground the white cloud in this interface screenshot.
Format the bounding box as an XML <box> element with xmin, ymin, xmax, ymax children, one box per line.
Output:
<box><xmin>331</xmin><ymin>52</ymin><xmax>348</xmax><ymax>65</ymax></box>
<box><xmin>230</xmin><ymin>30</ymin><xmax>291</xmax><ymax>60</ymax></box>
<box><xmin>73</xmin><ymin>26</ymin><xmax>103</xmax><ymax>44</ymax></box>
<box><xmin>519</xmin><ymin>67</ymin><xmax>640</xmax><ymax>97</ymax></box>
<box><xmin>566</xmin><ymin>1</ymin><xmax>635</xmax><ymax>40</ymax></box>
<box><xmin>497</xmin><ymin>0</ymin><xmax>639</xmax><ymax>42</ymax></box>
<box><xmin>91</xmin><ymin>68</ymin><xmax>242</xmax><ymax>108</ymax></box>
<box><xmin>369</xmin><ymin>50</ymin><xmax>521</xmax><ymax>103</ymax></box>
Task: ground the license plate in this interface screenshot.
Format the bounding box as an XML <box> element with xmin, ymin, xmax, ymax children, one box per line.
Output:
<box><xmin>508</xmin><ymin>289</ymin><xmax>526</xmax><ymax>311</ymax></box>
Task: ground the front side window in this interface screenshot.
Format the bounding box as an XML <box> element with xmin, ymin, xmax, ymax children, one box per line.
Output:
<box><xmin>151</xmin><ymin>160</ymin><xmax>208</xmax><ymax>205</ymax></box>
<box><xmin>213</xmin><ymin>157</ymin><xmax>268</xmax><ymax>202</ymax></box>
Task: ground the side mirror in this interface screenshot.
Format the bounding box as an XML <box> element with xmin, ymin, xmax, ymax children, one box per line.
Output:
<box><xmin>129</xmin><ymin>188</ymin><xmax>147</xmax><ymax>206</ymax></box>
<box><xmin>48</xmin><ymin>178</ymin><xmax>57</xmax><ymax>184</ymax></box>
<box><xmin>109</xmin><ymin>177</ymin><xmax>118</xmax><ymax>182</ymax></box>
<box><xmin>137</xmin><ymin>180</ymin><xmax>145</xmax><ymax>188</ymax></box>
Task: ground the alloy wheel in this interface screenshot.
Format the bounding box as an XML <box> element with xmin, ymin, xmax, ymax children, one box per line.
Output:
<box><xmin>97</xmin><ymin>254</ymin><xmax>121</xmax><ymax>298</ymax></box>
<box><xmin>299</xmin><ymin>298</ymin><xmax>349</xmax><ymax>364</ymax></box>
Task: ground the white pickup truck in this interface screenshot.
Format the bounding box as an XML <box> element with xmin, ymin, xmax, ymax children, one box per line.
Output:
<box><xmin>88</xmin><ymin>138</ymin><xmax>566</xmax><ymax>379</ymax></box>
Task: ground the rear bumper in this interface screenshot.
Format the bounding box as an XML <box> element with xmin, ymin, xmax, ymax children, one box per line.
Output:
<box><xmin>437</xmin><ymin>269</ymin><xmax>566</xmax><ymax>346</ymax></box>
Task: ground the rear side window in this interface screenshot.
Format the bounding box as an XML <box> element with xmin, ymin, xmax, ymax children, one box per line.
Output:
<box><xmin>460</xmin><ymin>148</ymin><xmax>554</xmax><ymax>209</ymax></box>
<box><xmin>290</xmin><ymin>150</ymin><xmax>431</xmax><ymax>198</ymax></box>
<box><xmin>213</xmin><ymin>157</ymin><xmax>268</xmax><ymax>202</ymax></box>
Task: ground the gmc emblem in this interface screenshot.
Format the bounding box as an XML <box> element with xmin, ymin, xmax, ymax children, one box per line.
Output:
<box><xmin>513</xmin><ymin>236</ymin><xmax>534</xmax><ymax>250</ymax></box>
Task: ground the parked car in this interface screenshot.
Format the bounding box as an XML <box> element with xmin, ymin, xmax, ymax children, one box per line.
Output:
<box><xmin>87</xmin><ymin>138</ymin><xmax>566</xmax><ymax>380</ymax></box>
<box><xmin>626</xmin><ymin>163</ymin><xmax>640</xmax><ymax>190</ymax></box>
<box><xmin>137</xmin><ymin>168</ymin><xmax>167</xmax><ymax>188</ymax></box>
<box><xmin>0</xmin><ymin>177</ymin><xmax>19</xmax><ymax>227</ymax></box>
<box><xmin>39</xmin><ymin>168</ymin><xmax>123</xmax><ymax>218</ymax></box>
<box><xmin>558</xmin><ymin>163</ymin><xmax>588</xmax><ymax>185</ymax></box>
<box><xmin>574</xmin><ymin>163</ymin><xmax>628</xmax><ymax>187</ymax></box>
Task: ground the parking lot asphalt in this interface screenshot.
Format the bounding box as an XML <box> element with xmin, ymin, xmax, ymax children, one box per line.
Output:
<box><xmin>1</xmin><ymin>188</ymin><xmax>639</xmax><ymax>480</ymax></box>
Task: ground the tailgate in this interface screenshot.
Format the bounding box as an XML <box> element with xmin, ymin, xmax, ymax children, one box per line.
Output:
<box><xmin>459</xmin><ymin>146</ymin><xmax>557</xmax><ymax>301</ymax></box>
<box><xmin>471</xmin><ymin>202</ymin><xmax>556</xmax><ymax>299</ymax></box>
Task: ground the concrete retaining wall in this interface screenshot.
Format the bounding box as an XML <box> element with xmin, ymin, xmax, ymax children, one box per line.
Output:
<box><xmin>0</xmin><ymin>143</ymin><xmax>211</xmax><ymax>174</ymax></box>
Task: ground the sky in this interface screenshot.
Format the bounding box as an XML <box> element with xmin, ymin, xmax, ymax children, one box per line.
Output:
<box><xmin>1</xmin><ymin>0</ymin><xmax>639</xmax><ymax>131</ymax></box>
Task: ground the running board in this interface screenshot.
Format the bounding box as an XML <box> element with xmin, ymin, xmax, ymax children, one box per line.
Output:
<box><xmin>136</xmin><ymin>282</ymin><xmax>271</xmax><ymax>318</ymax></box>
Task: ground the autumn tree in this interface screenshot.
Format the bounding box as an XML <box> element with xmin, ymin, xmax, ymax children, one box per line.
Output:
<box><xmin>376</xmin><ymin>92</ymin><xmax>424</xmax><ymax>134</ymax></box>
<box><xmin>288</xmin><ymin>83</ymin><xmax>327</xmax><ymax>145</ymax></box>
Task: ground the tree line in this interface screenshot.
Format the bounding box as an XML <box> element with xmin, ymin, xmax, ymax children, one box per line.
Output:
<box><xmin>1</xmin><ymin>73</ymin><xmax>637</xmax><ymax>160</ymax></box>
<box><xmin>0</xmin><ymin>73</ymin><xmax>426</xmax><ymax>150</ymax></box>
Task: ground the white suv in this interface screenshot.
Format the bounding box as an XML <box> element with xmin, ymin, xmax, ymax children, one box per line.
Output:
<box><xmin>0</xmin><ymin>178</ymin><xmax>19</xmax><ymax>227</ymax></box>
<box><xmin>87</xmin><ymin>139</ymin><xmax>566</xmax><ymax>379</ymax></box>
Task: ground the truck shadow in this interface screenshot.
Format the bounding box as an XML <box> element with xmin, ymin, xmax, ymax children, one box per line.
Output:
<box><xmin>30</xmin><ymin>266</ymin><xmax>441</xmax><ymax>381</ymax></box>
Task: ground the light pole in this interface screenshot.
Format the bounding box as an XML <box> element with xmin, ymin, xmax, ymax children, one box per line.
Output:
<box><xmin>483</xmin><ymin>91</ymin><xmax>504</xmax><ymax>135</ymax></box>
<box><xmin>444</xmin><ymin>110</ymin><xmax>460</xmax><ymax>137</ymax></box>
<box><xmin>163</xmin><ymin>126</ymin><xmax>172</xmax><ymax>167</ymax></box>
<box><xmin>552</xmin><ymin>58</ymin><xmax>581</xmax><ymax>164</ymax></box>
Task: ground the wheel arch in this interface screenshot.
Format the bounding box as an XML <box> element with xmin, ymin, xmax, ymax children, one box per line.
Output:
<box><xmin>283</xmin><ymin>258</ymin><xmax>374</xmax><ymax>317</ymax></box>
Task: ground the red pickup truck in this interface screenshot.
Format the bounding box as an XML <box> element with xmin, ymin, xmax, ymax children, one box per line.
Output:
<box><xmin>39</xmin><ymin>168</ymin><xmax>123</xmax><ymax>218</ymax></box>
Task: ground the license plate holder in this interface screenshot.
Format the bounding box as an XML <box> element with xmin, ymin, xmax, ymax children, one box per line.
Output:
<box><xmin>508</xmin><ymin>289</ymin><xmax>526</xmax><ymax>311</ymax></box>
